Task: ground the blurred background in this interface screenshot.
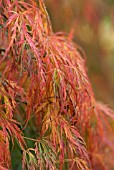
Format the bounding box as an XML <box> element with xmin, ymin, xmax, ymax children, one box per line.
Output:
<box><xmin>45</xmin><ymin>0</ymin><xmax>114</xmax><ymax>109</ymax></box>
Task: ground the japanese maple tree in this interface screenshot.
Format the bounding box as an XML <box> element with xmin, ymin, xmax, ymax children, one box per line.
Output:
<box><xmin>0</xmin><ymin>0</ymin><xmax>114</xmax><ymax>169</ymax></box>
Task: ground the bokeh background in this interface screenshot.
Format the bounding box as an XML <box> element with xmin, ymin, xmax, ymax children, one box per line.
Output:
<box><xmin>45</xmin><ymin>0</ymin><xmax>114</xmax><ymax>109</ymax></box>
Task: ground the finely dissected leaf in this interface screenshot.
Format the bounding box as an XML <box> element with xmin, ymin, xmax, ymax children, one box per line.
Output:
<box><xmin>35</xmin><ymin>139</ymin><xmax>57</xmax><ymax>169</ymax></box>
<box><xmin>22</xmin><ymin>149</ymin><xmax>38</xmax><ymax>170</ymax></box>
<box><xmin>0</xmin><ymin>130</ymin><xmax>11</xmax><ymax>169</ymax></box>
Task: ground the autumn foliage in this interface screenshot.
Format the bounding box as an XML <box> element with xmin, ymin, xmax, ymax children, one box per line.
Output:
<box><xmin>0</xmin><ymin>0</ymin><xmax>114</xmax><ymax>169</ymax></box>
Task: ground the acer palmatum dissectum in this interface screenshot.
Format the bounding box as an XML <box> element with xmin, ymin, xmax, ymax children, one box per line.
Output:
<box><xmin>0</xmin><ymin>0</ymin><xmax>114</xmax><ymax>169</ymax></box>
